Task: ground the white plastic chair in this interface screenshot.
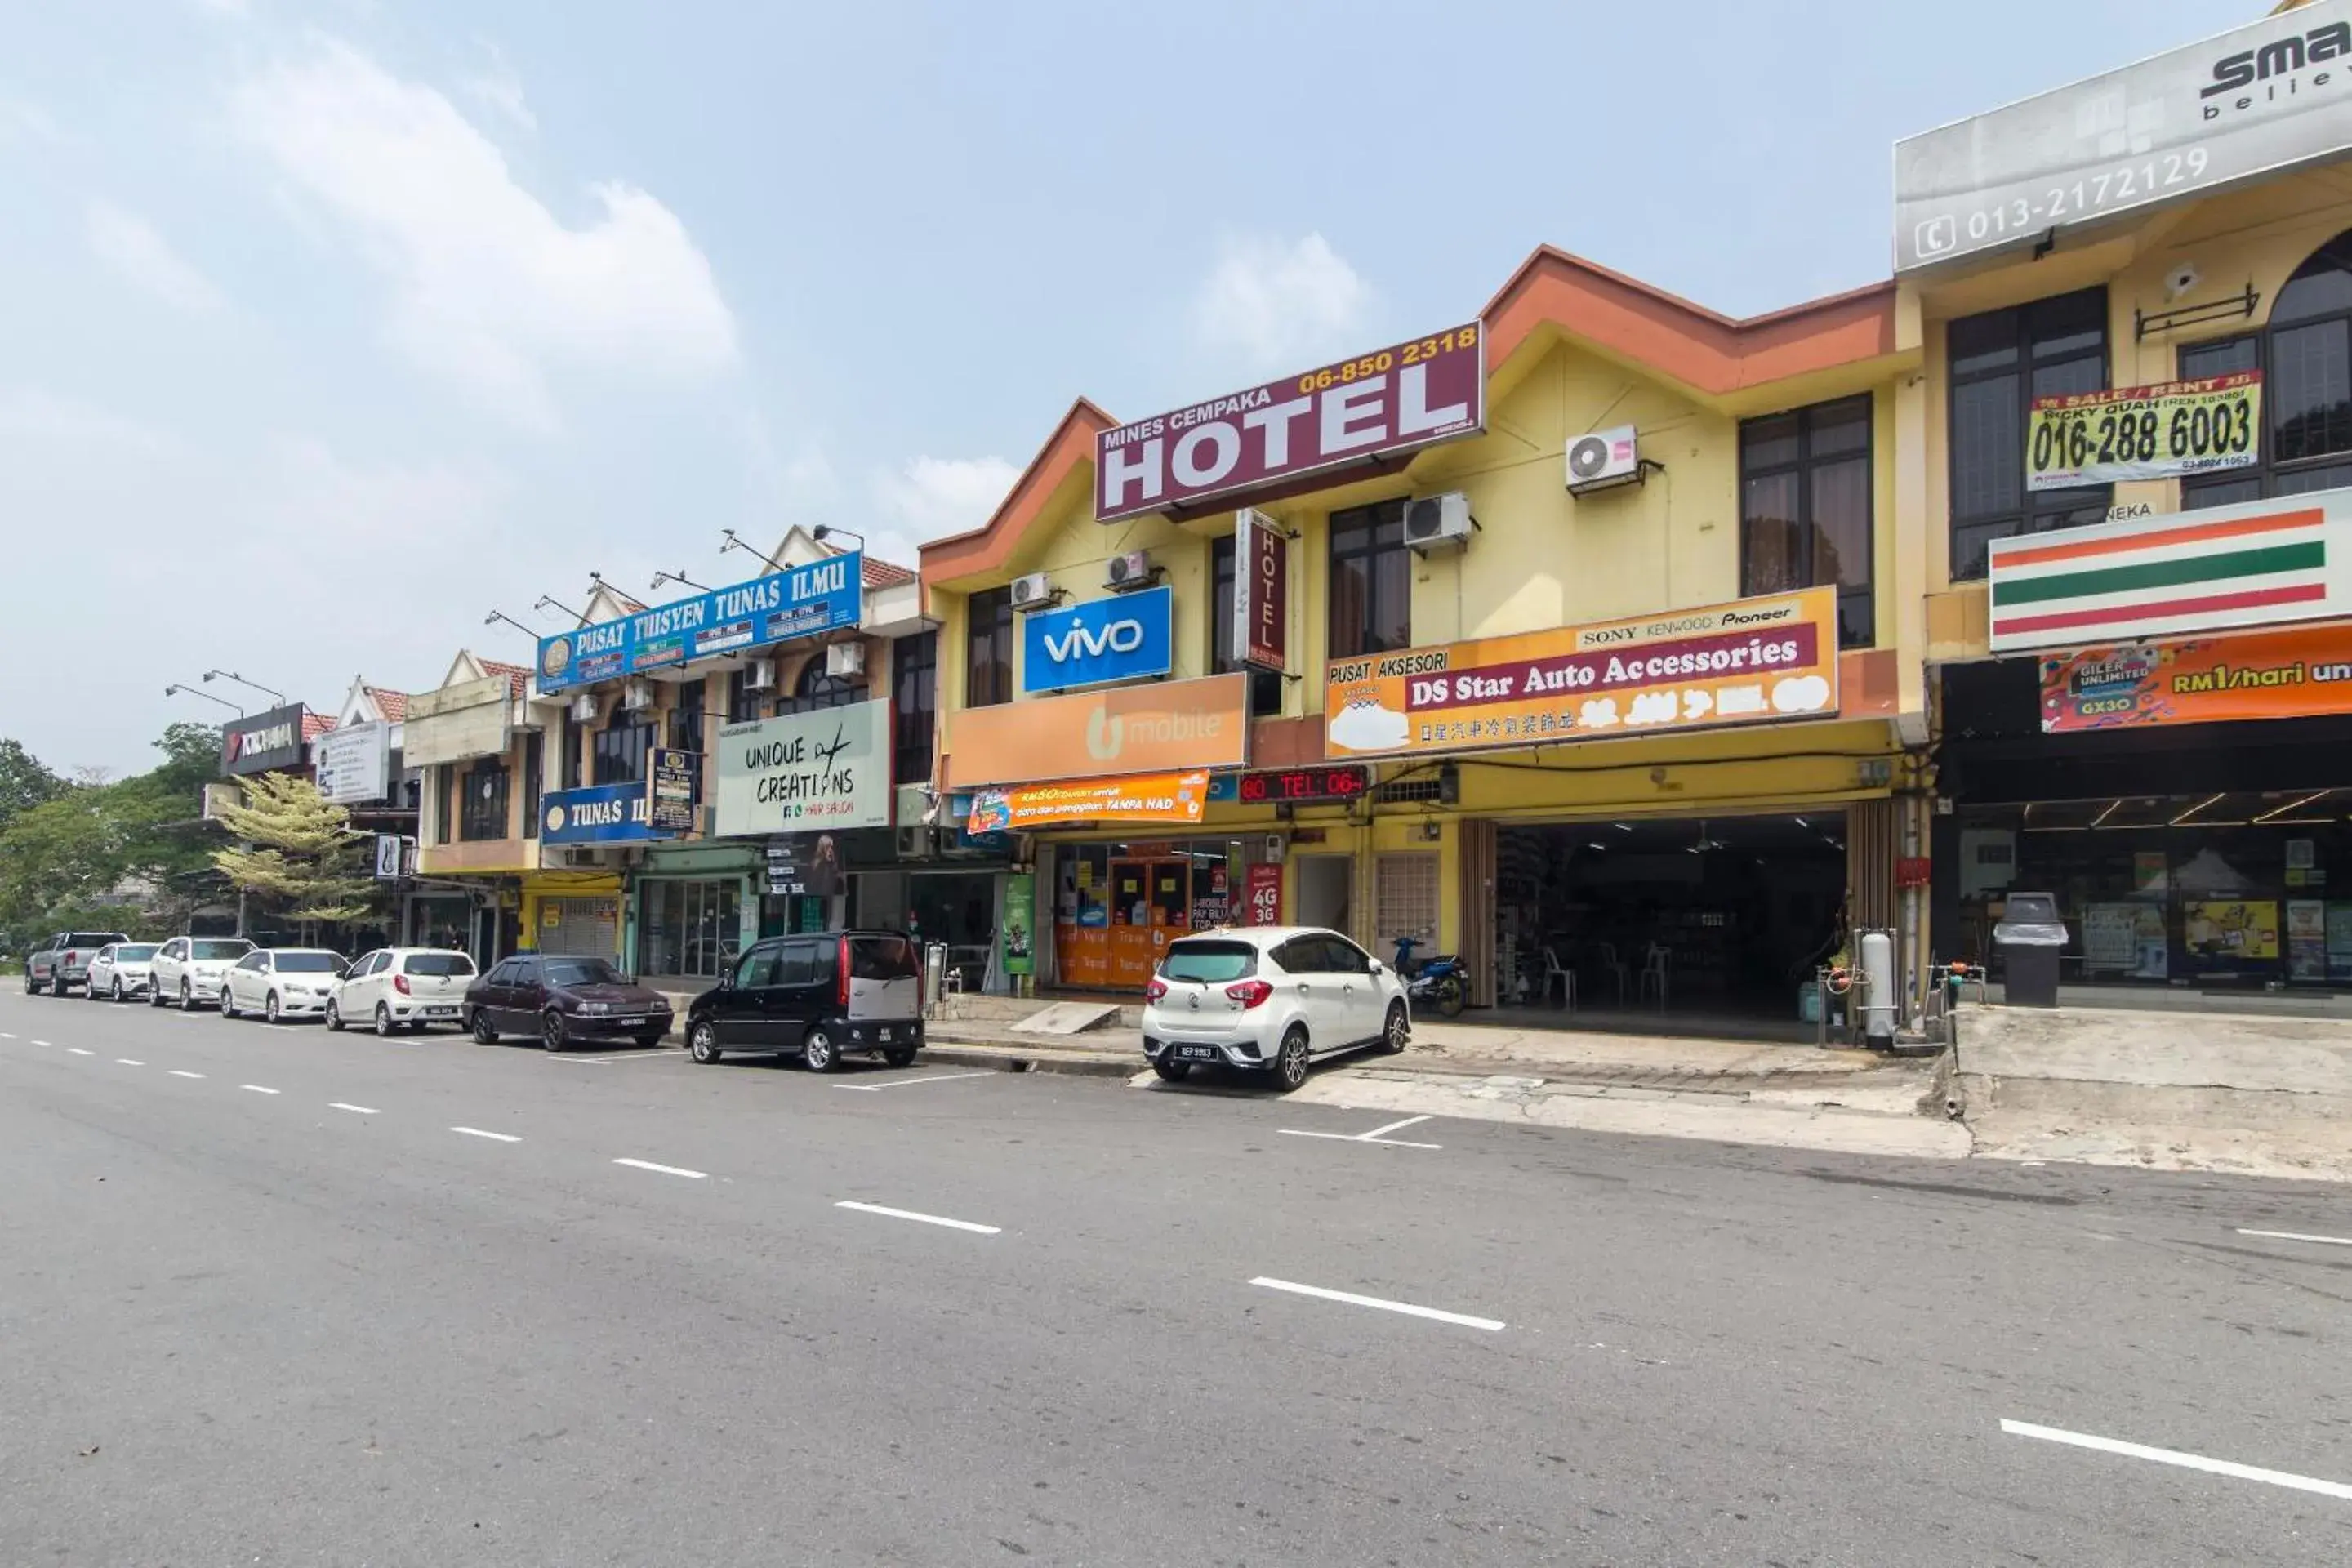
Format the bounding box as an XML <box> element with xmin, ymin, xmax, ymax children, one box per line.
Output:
<box><xmin>1637</xmin><ymin>943</ymin><xmax>1670</xmax><ymax>1011</ymax></box>
<box><xmin>1542</xmin><ymin>947</ymin><xmax>1577</xmax><ymax>1010</ymax></box>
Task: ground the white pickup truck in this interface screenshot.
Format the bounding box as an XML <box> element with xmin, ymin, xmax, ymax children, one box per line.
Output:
<box><xmin>149</xmin><ymin>935</ymin><xmax>257</xmax><ymax>1009</ymax></box>
<box><xmin>24</xmin><ymin>931</ymin><xmax>131</xmax><ymax>996</ymax></box>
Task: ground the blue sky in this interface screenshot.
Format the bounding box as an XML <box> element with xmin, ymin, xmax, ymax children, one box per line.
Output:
<box><xmin>2</xmin><ymin>0</ymin><xmax>2248</xmax><ymax>774</ymax></box>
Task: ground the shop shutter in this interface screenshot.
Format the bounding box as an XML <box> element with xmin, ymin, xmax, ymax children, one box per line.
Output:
<box><xmin>1456</xmin><ymin>819</ymin><xmax>1497</xmax><ymax>1008</ymax></box>
<box><xmin>1374</xmin><ymin>853</ymin><xmax>1441</xmax><ymax>965</ymax></box>
<box><xmin>544</xmin><ymin>898</ymin><xmax>618</xmax><ymax>960</ymax></box>
<box><xmin>1846</xmin><ymin>800</ymin><xmax>1899</xmax><ymax>936</ymax></box>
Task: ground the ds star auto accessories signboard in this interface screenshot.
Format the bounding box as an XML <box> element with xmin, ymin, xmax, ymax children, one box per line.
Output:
<box><xmin>712</xmin><ymin>699</ymin><xmax>893</xmax><ymax>839</ymax></box>
<box><xmin>1323</xmin><ymin>587</ymin><xmax>1841</xmax><ymax>760</ymax></box>
<box><xmin>536</xmin><ymin>553</ymin><xmax>863</xmax><ymax>693</ymax></box>
<box><xmin>1094</xmin><ymin>326</ymin><xmax>1484</xmax><ymax>523</ymax></box>
<box><xmin>2027</xmin><ymin>374</ymin><xmax>2262</xmax><ymax>490</ymax></box>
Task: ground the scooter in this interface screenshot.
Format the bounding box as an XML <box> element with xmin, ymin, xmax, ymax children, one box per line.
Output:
<box><xmin>1391</xmin><ymin>935</ymin><xmax>1468</xmax><ymax>1018</ymax></box>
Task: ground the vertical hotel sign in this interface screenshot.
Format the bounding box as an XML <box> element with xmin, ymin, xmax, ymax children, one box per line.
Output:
<box><xmin>1235</xmin><ymin>508</ymin><xmax>1288</xmax><ymax>672</ymax></box>
<box><xmin>1987</xmin><ymin>493</ymin><xmax>2352</xmax><ymax>653</ymax></box>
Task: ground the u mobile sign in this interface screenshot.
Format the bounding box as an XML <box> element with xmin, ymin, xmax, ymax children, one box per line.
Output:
<box><xmin>1021</xmin><ymin>584</ymin><xmax>1173</xmax><ymax>694</ymax></box>
<box><xmin>1895</xmin><ymin>0</ymin><xmax>2352</xmax><ymax>273</ymax></box>
<box><xmin>1094</xmin><ymin>327</ymin><xmax>1485</xmax><ymax>522</ymax></box>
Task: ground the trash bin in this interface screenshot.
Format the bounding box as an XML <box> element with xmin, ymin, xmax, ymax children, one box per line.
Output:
<box><xmin>1993</xmin><ymin>891</ymin><xmax>2068</xmax><ymax>1009</ymax></box>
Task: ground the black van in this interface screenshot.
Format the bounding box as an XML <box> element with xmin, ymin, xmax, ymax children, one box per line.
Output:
<box><xmin>684</xmin><ymin>930</ymin><xmax>924</xmax><ymax>1071</ymax></box>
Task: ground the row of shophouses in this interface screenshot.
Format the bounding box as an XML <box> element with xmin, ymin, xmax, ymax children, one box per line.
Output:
<box><xmin>223</xmin><ymin>4</ymin><xmax>2352</xmax><ymax>1024</ymax></box>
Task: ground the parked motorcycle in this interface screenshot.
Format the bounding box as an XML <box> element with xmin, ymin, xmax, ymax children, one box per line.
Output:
<box><xmin>1390</xmin><ymin>935</ymin><xmax>1468</xmax><ymax>1018</ymax></box>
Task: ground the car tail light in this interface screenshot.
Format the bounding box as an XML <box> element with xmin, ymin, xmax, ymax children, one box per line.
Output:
<box><xmin>393</xmin><ymin>973</ymin><xmax>411</xmax><ymax>995</ymax></box>
<box><xmin>65</xmin><ymin>951</ymin><xmax>78</xmax><ymax>965</ymax></box>
<box><xmin>836</xmin><ymin>936</ymin><xmax>850</xmax><ymax>1011</ymax></box>
<box><xmin>1225</xmin><ymin>978</ymin><xmax>1272</xmax><ymax>1009</ymax></box>
<box><xmin>1144</xmin><ymin>978</ymin><xmax>1168</xmax><ymax>1004</ymax></box>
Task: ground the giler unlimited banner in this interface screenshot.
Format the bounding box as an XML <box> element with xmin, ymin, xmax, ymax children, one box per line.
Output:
<box><xmin>966</xmin><ymin>771</ymin><xmax>1211</xmax><ymax>835</ymax></box>
<box><xmin>2039</xmin><ymin>621</ymin><xmax>2352</xmax><ymax>733</ymax></box>
<box><xmin>2027</xmin><ymin>373</ymin><xmax>2261</xmax><ymax>490</ymax></box>
<box><xmin>1324</xmin><ymin>587</ymin><xmax>1841</xmax><ymax>760</ymax></box>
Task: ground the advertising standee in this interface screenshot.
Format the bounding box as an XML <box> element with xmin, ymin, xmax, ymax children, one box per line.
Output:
<box><xmin>648</xmin><ymin>750</ymin><xmax>698</xmax><ymax>834</ymax></box>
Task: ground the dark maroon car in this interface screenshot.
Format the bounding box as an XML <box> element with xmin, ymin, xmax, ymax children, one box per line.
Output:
<box><xmin>463</xmin><ymin>953</ymin><xmax>674</xmax><ymax>1052</ymax></box>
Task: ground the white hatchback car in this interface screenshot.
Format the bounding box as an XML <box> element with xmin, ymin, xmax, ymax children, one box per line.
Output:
<box><xmin>220</xmin><ymin>949</ymin><xmax>348</xmax><ymax>1024</ymax></box>
<box><xmin>149</xmin><ymin>935</ymin><xmax>257</xmax><ymax>1009</ymax></box>
<box><xmin>1141</xmin><ymin>925</ymin><xmax>1410</xmax><ymax>1091</ymax></box>
<box><xmin>85</xmin><ymin>942</ymin><xmax>161</xmax><ymax>1003</ymax></box>
<box><xmin>327</xmin><ymin>948</ymin><xmax>478</xmax><ymax>1036</ymax></box>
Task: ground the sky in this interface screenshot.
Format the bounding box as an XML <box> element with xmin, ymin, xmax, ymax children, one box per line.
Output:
<box><xmin>0</xmin><ymin>0</ymin><xmax>2254</xmax><ymax>776</ymax></box>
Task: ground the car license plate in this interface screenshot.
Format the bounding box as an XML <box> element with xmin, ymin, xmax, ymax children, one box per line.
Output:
<box><xmin>617</xmin><ymin>1016</ymin><xmax>646</xmax><ymax>1027</ymax></box>
<box><xmin>878</xmin><ymin>1027</ymin><xmax>893</xmax><ymax>1041</ymax></box>
<box><xmin>1177</xmin><ymin>1043</ymin><xmax>1220</xmax><ymax>1062</ymax></box>
<box><xmin>424</xmin><ymin>1007</ymin><xmax>459</xmax><ymax>1018</ymax></box>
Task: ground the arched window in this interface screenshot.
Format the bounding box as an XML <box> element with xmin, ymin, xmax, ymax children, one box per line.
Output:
<box><xmin>2183</xmin><ymin>229</ymin><xmax>2352</xmax><ymax>508</ymax></box>
<box><xmin>776</xmin><ymin>652</ymin><xmax>865</xmax><ymax>715</ymax></box>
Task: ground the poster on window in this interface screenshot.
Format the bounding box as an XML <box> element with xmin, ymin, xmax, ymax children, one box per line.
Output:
<box><xmin>2183</xmin><ymin>899</ymin><xmax>2279</xmax><ymax>968</ymax></box>
<box><xmin>1242</xmin><ymin>863</ymin><xmax>1284</xmax><ymax>927</ymax></box>
<box><xmin>1000</xmin><ymin>872</ymin><xmax>1036</xmax><ymax>978</ymax></box>
<box><xmin>2025</xmin><ymin>373</ymin><xmax>2261</xmax><ymax>490</ymax></box>
<box><xmin>2287</xmin><ymin>899</ymin><xmax>2328</xmax><ymax>982</ymax></box>
<box><xmin>2082</xmin><ymin>902</ymin><xmax>2167</xmax><ymax>979</ymax></box>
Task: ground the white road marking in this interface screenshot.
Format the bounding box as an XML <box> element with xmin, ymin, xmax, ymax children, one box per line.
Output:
<box><xmin>1249</xmin><ymin>1276</ymin><xmax>1504</xmax><ymax>1331</ymax></box>
<box><xmin>450</xmin><ymin>1126</ymin><xmax>519</xmax><ymax>1143</ymax></box>
<box><xmin>833</xmin><ymin>1071</ymin><xmax>996</xmax><ymax>1093</ymax></box>
<box><xmin>834</xmin><ymin>1200</ymin><xmax>1000</xmax><ymax>1235</ymax></box>
<box><xmin>613</xmin><ymin>1158</ymin><xmax>706</xmax><ymax>1179</ymax></box>
<box><xmin>0</xmin><ymin>1031</ymin><xmax>14</xmax><ymax>1038</ymax></box>
<box><xmin>1278</xmin><ymin>1112</ymin><xmax>1442</xmax><ymax>1150</ymax></box>
<box><xmin>68</xmin><ymin>1048</ymin><xmax>94</xmax><ymax>1056</ymax></box>
<box><xmin>549</xmin><ymin>1049</ymin><xmax>679</xmax><ymax>1066</ymax></box>
<box><xmin>329</xmin><ymin>1102</ymin><xmax>379</xmax><ymax>1116</ymax></box>
<box><xmin>114</xmin><ymin>1058</ymin><xmax>144</xmax><ymax>1067</ymax></box>
<box><xmin>2001</xmin><ymin>1419</ymin><xmax>2352</xmax><ymax>1500</ymax></box>
<box><xmin>2238</xmin><ymin>1227</ymin><xmax>2352</xmax><ymax>1249</ymax></box>
<box><xmin>241</xmin><ymin>1085</ymin><xmax>280</xmax><ymax>1095</ymax></box>
<box><xmin>169</xmin><ymin>1070</ymin><xmax>205</xmax><ymax>1080</ymax></box>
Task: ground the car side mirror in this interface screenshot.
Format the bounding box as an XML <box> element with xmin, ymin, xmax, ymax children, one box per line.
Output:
<box><xmin>1368</xmin><ymin>960</ymin><xmax>1384</xmax><ymax>975</ymax></box>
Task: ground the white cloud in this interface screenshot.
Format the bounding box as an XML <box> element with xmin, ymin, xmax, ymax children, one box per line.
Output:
<box><xmin>85</xmin><ymin>199</ymin><xmax>227</xmax><ymax>314</ymax></box>
<box><xmin>461</xmin><ymin>44</ymin><xmax>536</xmax><ymax>136</ymax></box>
<box><xmin>1192</xmin><ymin>231</ymin><xmax>1373</xmax><ymax>373</ymax></box>
<box><xmin>229</xmin><ymin>39</ymin><xmax>737</xmax><ymax>430</ymax></box>
<box><xmin>871</xmin><ymin>454</ymin><xmax>1018</xmax><ymax>566</ymax></box>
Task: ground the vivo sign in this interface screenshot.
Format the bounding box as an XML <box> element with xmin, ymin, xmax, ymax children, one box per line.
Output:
<box><xmin>1021</xmin><ymin>585</ymin><xmax>1173</xmax><ymax>694</ymax></box>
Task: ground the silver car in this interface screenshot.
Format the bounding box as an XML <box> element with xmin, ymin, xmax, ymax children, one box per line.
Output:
<box><xmin>149</xmin><ymin>936</ymin><xmax>257</xmax><ymax>1009</ymax></box>
<box><xmin>84</xmin><ymin>942</ymin><xmax>160</xmax><ymax>1003</ymax></box>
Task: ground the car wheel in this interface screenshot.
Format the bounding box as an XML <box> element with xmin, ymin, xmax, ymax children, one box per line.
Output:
<box><xmin>802</xmin><ymin>1028</ymin><xmax>840</xmax><ymax>1073</ymax></box>
<box><xmin>883</xmin><ymin>1045</ymin><xmax>917</xmax><ymax>1068</ymax></box>
<box><xmin>470</xmin><ymin>1009</ymin><xmax>499</xmax><ymax>1045</ymax></box>
<box><xmin>220</xmin><ymin>989</ymin><xmax>238</xmax><ymax>1019</ymax></box>
<box><xmin>375</xmin><ymin>1004</ymin><xmax>395</xmax><ymax>1039</ymax></box>
<box><xmin>326</xmin><ymin>1000</ymin><xmax>344</xmax><ymax>1032</ymax></box>
<box><xmin>1379</xmin><ymin>1003</ymin><xmax>1410</xmax><ymax>1055</ymax></box>
<box><xmin>1272</xmin><ymin>1027</ymin><xmax>1311</xmax><ymax>1093</ymax></box>
<box><xmin>1152</xmin><ymin>1058</ymin><xmax>1192</xmax><ymax>1083</ymax></box>
<box><xmin>148</xmin><ymin>983</ymin><xmax>165</xmax><ymax>1008</ymax></box>
<box><xmin>180</xmin><ymin>979</ymin><xmax>194</xmax><ymax>1010</ymax></box>
<box><xmin>541</xmin><ymin>1011</ymin><xmax>568</xmax><ymax>1053</ymax></box>
<box><xmin>265</xmin><ymin>992</ymin><xmax>281</xmax><ymax>1025</ymax></box>
<box><xmin>688</xmin><ymin>1022</ymin><xmax>722</xmax><ymax>1064</ymax></box>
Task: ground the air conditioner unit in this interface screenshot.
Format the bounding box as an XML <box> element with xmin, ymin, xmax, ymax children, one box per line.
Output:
<box><xmin>1403</xmin><ymin>491</ymin><xmax>1475</xmax><ymax>555</ymax></box>
<box><xmin>1009</xmin><ymin>572</ymin><xmax>1057</xmax><ymax>610</ymax></box>
<box><xmin>568</xmin><ymin>693</ymin><xmax>599</xmax><ymax>724</ymax></box>
<box><xmin>1566</xmin><ymin>425</ymin><xmax>1642</xmax><ymax>494</ymax></box>
<box><xmin>1264</xmin><ymin>835</ymin><xmax>1285</xmax><ymax>860</ymax></box>
<box><xmin>621</xmin><ymin>679</ymin><xmax>656</xmax><ymax>711</ymax></box>
<box><xmin>1105</xmin><ymin>550</ymin><xmax>1156</xmax><ymax>591</ymax></box>
<box><xmin>826</xmin><ymin>641</ymin><xmax>866</xmax><ymax>679</ymax></box>
<box><xmin>895</xmin><ymin>825</ymin><xmax>939</xmax><ymax>859</ymax></box>
<box><xmin>564</xmin><ymin>848</ymin><xmax>599</xmax><ymax>868</ymax></box>
<box><xmin>742</xmin><ymin>657</ymin><xmax>778</xmax><ymax>692</ymax></box>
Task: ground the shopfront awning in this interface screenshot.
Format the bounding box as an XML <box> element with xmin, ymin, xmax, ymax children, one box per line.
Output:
<box><xmin>968</xmin><ymin>771</ymin><xmax>1209</xmax><ymax>834</ymax></box>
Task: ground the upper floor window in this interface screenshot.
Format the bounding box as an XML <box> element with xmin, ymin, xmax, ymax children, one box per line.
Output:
<box><xmin>521</xmin><ymin>731</ymin><xmax>543</xmax><ymax>840</ymax></box>
<box><xmin>434</xmin><ymin>764</ymin><xmax>453</xmax><ymax>844</ymax></box>
<box><xmin>966</xmin><ymin>586</ymin><xmax>1014</xmax><ymax>708</ymax></box>
<box><xmin>892</xmin><ymin>631</ymin><xmax>937</xmax><ymax>787</ymax></box>
<box><xmin>1210</xmin><ymin>533</ymin><xmax>1285</xmax><ymax>716</ymax></box>
<box><xmin>562</xmin><ymin>714</ymin><xmax>585</xmax><ymax>790</ymax></box>
<box><xmin>459</xmin><ymin>756</ymin><xmax>510</xmax><ymax>842</ymax></box>
<box><xmin>2183</xmin><ymin>229</ymin><xmax>2352</xmax><ymax>510</ymax></box>
<box><xmin>727</xmin><ymin>666</ymin><xmax>764</xmax><ymax>725</ymax></box>
<box><xmin>1740</xmin><ymin>396</ymin><xmax>1874</xmax><ymax>649</ymax></box>
<box><xmin>1947</xmin><ymin>287</ymin><xmax>2111</xmax><ymax>581</ymax></box>
<box><xmin>592</xmin><ymin>715</ymin><xmax>653</xmax><ymax>786</ymax></box>
<box><xmin>668</xmin><ymin>676</ymin><xmax>706</xmax><ymax>753</ymax></box>
<box><xmin>778</xmin><ymin>654</ymin><xmax>865</xmax><ymax>715</ymax></box>
<box><xmin>1328</xmin><ymin>499</ymin><xmax>1411</xmax><ymax>659</ymax></box>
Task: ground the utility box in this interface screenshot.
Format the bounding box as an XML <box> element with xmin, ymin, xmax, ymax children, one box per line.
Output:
<box><xmin>1993</xmin><ymin>892</ymin><xmax>2068</xmax><ymax>1009</ymax></box>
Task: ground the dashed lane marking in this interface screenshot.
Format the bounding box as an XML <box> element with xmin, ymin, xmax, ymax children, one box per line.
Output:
<box><xmin>832</xmin><ymin>1071</ymin><xmax>996</xmax><ymax>1093</ymax></box>
<box><xmin>169</xmin><ymin>1070</ymin><xmax>205</xmax><ymax>1080</ymax></box>
<box><xmin>329</xmin><ymin>1103</ymin><xmax>379</xmax><ymax>1116</ymax></box>
<box><xmin>2002</xmin><ymin>1419</ymin><xmax>2352</xmax><ymax>1501</ymax></box>
<box><xmin>834</xmin><ymin>1200</ymin><xmax>999</xmax><ymax>1235</ymax></box>
<box><xmin>613</xmin><ymin>1158</ymin><xmax>706</xmax><ymax>1179</ymax></box>
<box><xmin>1249</xmin><ymin>1276</ymin><xmax>1504</xmax><ymax>1332</ymax></box>
<box><xmin>2237</xmin><ymin>1227</ymin><xmax>2352</xmax><ymax>1248</ymax></box>
<box><xmin>68</xmin><ymin>1048</ymin><xmax>94</xmax><ymax>1056</ymax></box>
<box><xmin>241</xmin><ymin>1085</ymin><xmax>280</xmax><ymax>1096</ymax></box>
<box><xmin>114</xmin><ymin>1059</ymin><xmax>144</xmax><ymax>1067</ymax></box>
<box><xmin>450</xmin><ymin>1126</ymin><xmax>520</xmax><ymax>1143</ymax></box>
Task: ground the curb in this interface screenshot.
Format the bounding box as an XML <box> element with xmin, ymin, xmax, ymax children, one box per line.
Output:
<box><xmin>919</xmin><ymin>1040</ymin><xmax>1139</xmax><ymax>1080</ymax></box>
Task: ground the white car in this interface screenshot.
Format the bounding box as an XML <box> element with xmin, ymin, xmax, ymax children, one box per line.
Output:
<box><xmin>1140</xmin><ymin>925</ymin><xmax>1410</xmax><ymax>1091</ymax></box>
<box><xmin>219</xmin><ymin>949</ymin><xmax>349</xmax><ymax>1024</ymax></box>
<box><xmin>149</xmin><ymin>935</ymin><xmax>257</xmax><ymax>1009</ymax></box>
<box><xmin>84</xmin><ymin>942</ymin><xmax>161</xmax><ymax>1003</ymax></box>
<box><xmin>327</xmin><ymin>947</ymin><xmax>478</xmax><ymax>1036</ymax></box>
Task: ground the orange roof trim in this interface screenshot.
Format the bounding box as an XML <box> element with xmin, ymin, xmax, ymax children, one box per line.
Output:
<box><xmin>920</xmin><ymin>398</ymin><xmax>1115</xmax><ymax>586</ymax></box>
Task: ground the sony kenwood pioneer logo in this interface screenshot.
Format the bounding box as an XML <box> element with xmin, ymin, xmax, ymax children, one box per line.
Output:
<box><xmin>2202</xmin><ymin>19</ymin><xmax>2351</xmax><ymax>113</ymax></box>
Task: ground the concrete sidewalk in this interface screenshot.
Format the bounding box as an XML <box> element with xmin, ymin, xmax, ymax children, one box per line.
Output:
<box><xmin>1955</xmin><ymin>1004</ymin><xmax>2352</xmax><ymax>1182</ymax></box>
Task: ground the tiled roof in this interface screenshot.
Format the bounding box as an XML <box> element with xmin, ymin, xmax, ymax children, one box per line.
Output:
<box><xmin>363</xmin><ymin>686</ymin><xmax>410</xmax><ymax>722</ymax></box>
<box><xmin>862</xmin><ymin>556</ymin><xmax>915</xmax><ymax>588</ymax></box>
<box><xmin>301</xmin><ymin>710</ymin><xmax>336</xmax><ymax>741</ymax></box>
<box><xmin>479</xmin><ymin>659</ymin><xmax>532</xmax><ymax>698</ymax></box>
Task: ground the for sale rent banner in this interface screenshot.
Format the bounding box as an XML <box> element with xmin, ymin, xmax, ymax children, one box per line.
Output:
<box><xmin>1323</xmin><ymin>586</ymin><xmax>1840</xmax><ymax>760</ymax></box>
<box><xmin>2026</xmin><ymin>373</ymin><xmax>2261</xmax><ymax>490</ymax></box>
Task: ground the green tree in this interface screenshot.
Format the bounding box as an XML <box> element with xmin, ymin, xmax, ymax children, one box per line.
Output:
<box><xmin>0</xmin><ymin>725</ymin><xmax>229</xmax><ymax>943</ymax></box>
<box><xmin>0</xmin><ymin>737</ymin><xmax>67</xmax><ymax>835</ymax></box>
<box><xmin>211</xmin><ymin>771</ymin><xmax>376</xmax><ymax>933</ymax></box>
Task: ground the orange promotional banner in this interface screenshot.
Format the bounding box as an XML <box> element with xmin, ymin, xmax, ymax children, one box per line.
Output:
<box><xmin>967</xmin><ymin>771</ymin><xmax>1210</xmax><ymax>834</ymax></box>
<box><xmin>2040</xmin><ymin>621</ymin><xmax>2352</xmax><ymax>733</ymax></box>
<box><xmin>945</xmin><ymin>673</ymin><xmax>1247</xmax><ymax>789</ymax></box>
<box><xmin>1323</xmin><ymin>587</ymin><xmax>1841</xmax><ymax>760</ymax></box>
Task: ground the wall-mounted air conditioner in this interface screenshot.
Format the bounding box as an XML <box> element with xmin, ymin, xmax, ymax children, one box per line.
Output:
<box><xmin>568</xmin><ymin>693</ymin><xmax>599</xmax><ymax>724</ymax></box>
<box><xmin>826</xmin><ymin>642</ymin><xmax>866</xmax><ymax>678</ymax></box>
<box><xmin>895</xmin><ymin>826</ymin><xmax>940</xmax><ymax>859</ymax></box>
<box><xmin>743</xmin><ymin>658</ymin><xmax>778</xmax><ymax>691</ymax></box>
<box><xmin>621</xmin><ymin>679</ymin><xmax>656</xmax><ymax>710</ymax></box>
<box><xmin>1566</xmin><ymin>425</ymin><xmax>1642</xmax><ymax>494</ymax></box>
<box><xmin>1404</xmin><ymin>492</ymin><xmax>1475</xmax><ymax>555</ymax></box>
<box><xmin>1105</xmin><ymin>550</ymin><xmax>1157</xmax><ymax>591</ymax></box>
<box><xmin>1010</xmin><ymin>572</ymin><xmax>1058</xmax><ymax>610</ymax></box>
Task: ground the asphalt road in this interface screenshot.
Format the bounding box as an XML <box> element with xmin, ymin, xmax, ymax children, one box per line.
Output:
<box><xmin>4</xmin><ymin>987</ymin><xmax>2350</xmax><ymax>1566</ymax></box>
